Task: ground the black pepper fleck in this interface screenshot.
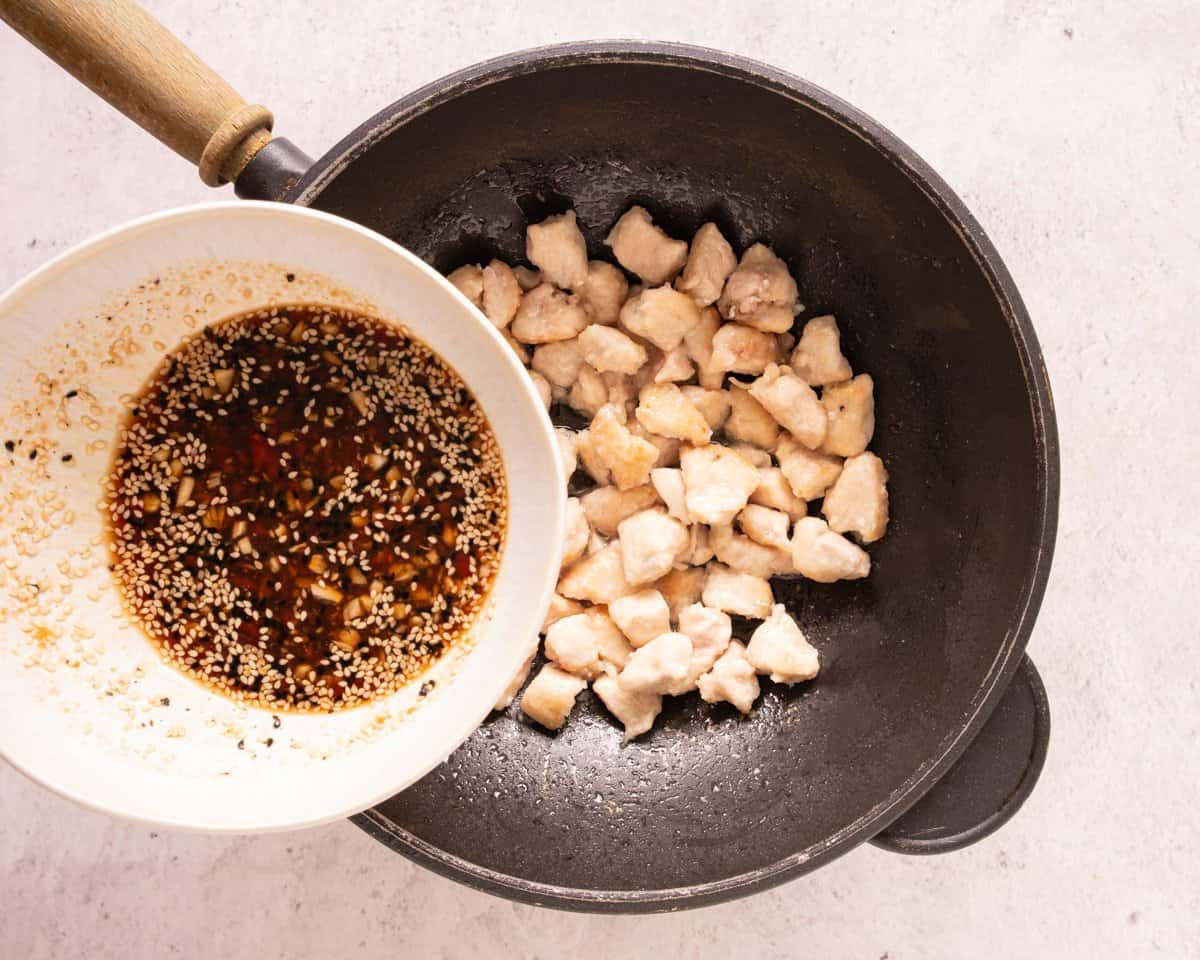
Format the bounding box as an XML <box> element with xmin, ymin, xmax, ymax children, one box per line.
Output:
<box><xmin>285</xmin><ymin>273</ymin><xmax>295</xmax><ymax>282</ymax></box>
<box><xmin>61</xmin><ymin>453</ymin><xmax>73</xmax><ymax>463</ymax></box>
<box><xmin>237</xmin><ymin>739</ymin><xmax>245</xmax><ymax>750</ymax></box>
<box><xmin>272</xmin><ymin>715</ymin><xmax>281</xmax><ymax>729</ymax></box>
<box><xmin>65</xmin><ymin>389</ymin><xmax>78</xmax><ymax>399</ymax></box>
<box><xmin>4</xmin><ymin>440</ymin><xmax>14</xmax><ymax>452</ymax></box>
<box><xmin>29</xmin><ymin>449</ymin><xmax>37</xmax><ymax>460</ymax></box>
<box><xmin>265</xmin><ymin>737</ymin><xmax>274</xmax><ymax>747</ymax></box>
<box><xmin>419</xmin><ymin>680</ymin><xmax>435</xmax><ymax>697</ymax></box>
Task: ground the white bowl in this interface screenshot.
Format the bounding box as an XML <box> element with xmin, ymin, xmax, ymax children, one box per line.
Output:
<box><xmin>0</xmin><ymin>202</ymin><xmax>563</xmax><ymax>831</ymax></box>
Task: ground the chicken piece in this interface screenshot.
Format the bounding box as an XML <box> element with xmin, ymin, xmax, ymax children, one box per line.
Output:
<box><xmin>605</xmin><ymin>206</ymin><xmax>688</xmax><ymax>284</ymax></box>
<box><xmin>586</xmin><ymin>530</ymin><xmax>607</xmax><ymax>556</ymax></box>
<box><xmin>597</xmin><ymin>626</ymin><xmax>634</xmax><ymax>670</ymax></box>
<box><xmin>494</xmin><ymin>638</ymin><xmax>539</xmax><ymax>711</ymax></box>
<box><xmin>677</xmin><ymin>603</ymin><xmax>733</xmax><ymax>690</ymax></box>
<box><xmin>511</xmin><ymin>283</ymin><xmax>589</xmax><ymax>344</ymax></box>
<box><xmin>561</xmin><ymin>497</ymin><xmax>589</xmax><ymax>569</ymax></box>
<box><xmin>738</xmin><ymin>504</ymin><xmax>791</xmax><ymax>550</ymax></box>
<box><xmin>683</xmin><ymin>306</ymin><xmax>725</xmax><ymax>389</ymax></box>
<box><xmin>650</xmin><ymin>344</ymin><xmax>695</xmax><ymax>383</ymax></box>
<box><xmin>557</xmin><ymin>541</ymin><xmax>634</xmax><ymax>603</ymax></box>
<box><xmin>630</xmin><ymin>422</ymin><xmax>681</xmax><ymax>468</ymax></box>
<box><xmin>679</xmin><ymin>386</ymin><xmax>731</xmax><ymax>431</ymax></box>
<box><xmin>531</xmin><ymin>338</ymin><xmax>584</xmax><ymax>388</ymax></box>
<box><xmin>682</xmin><ymin>523</ymin><xmax>714</xmax><ymax>566</ymax></box>
<box><xmin>702</xmin><ymin>562</ymin><xmax>774</xmax><ymax>618</ymax></box>
<box><xmin>593</xmin><ymin>672</ymin><xmax>662</xmax><ymax>741</ymax></box>
<box><xmin>512</xmin><ymin>265</ymin><xmax>542</xmax><ymax>291</ymax></box>
<box><xmin>580</xmin><ymin>484</ymin><xmax>660</xmax><ymax>537</ymax></box>
<box><xmin>709</xmin><ymin>523</ymin><xmax>792</xmax><ymax>579</ymax></box>
<box><xmin>776</xmin><ymin>435</ymin><xmax>843</xmax><ymax>500</ymax></box>
<box><xmin>545</xmin><ymin>610</ymin><xmax>628</xmax><ymax>679</ymax></box>
<box><xmin>655</xmin><ymin>566</ymin><xmax>706</xmax><ymax>621</ymax></box>
<box><xmin>520</xmin><ymin>664</ymin><xmax>587</xmax><ymax>731</ymax></box>
<box><xmin>722</xmin><ymin>383</ymin><xmax>780</xmax><ymax>449</ymax></box>
<box><xmin>526</xmin><ymin>210</ymin><xmax>589</xmax><ymax>290</ymax></box>
<box><xmin>746</xmin><ymin>604</ymin><xmax>819</xmax><ymax>683</ymax></box>
<box><xmin>821</xmin><ymin>374</ymin><xmax>876</xmax><ymax>457</ymax></box>
<box><xmin>555</xmin><ymin>427</ymin><xmax>578</xmax><ymax>481</ymax></box>
<box><xmin>577</xmin><ymin>260</ymin><xmax>629</xmax><ymax>326</ymax></box>
<box><xmin>676</xmin><ymin>222</ymin><xmax>737</xmax><ymax>307</ymax></box>
<box><xmin>608</xmin><ymin>589</ymin><xmax>672</xmax><ymax>647</ymax></box>
<box><xmin>750</xmin><ymin>467</ymin><xmax>808</xmax><ymax>521</ymax></box>
<box><xmin>680</xmin><ymin>444</ymin><xmax>761</xmax><ymax>525</ymax></box>
<box><xmin>481</xmin><ymin>260</ymin><xmax>522</xmax><ymax>329</ymax></box>
<box><xmin>542</xmin><ymin>593</ymin><xmax>584</xmax><ymax>633</ymax></box>
<box><xmin>619</xmin><ymin>286</ymin><xmax>702</xmax><ymax>351</ymax></box>
<box><xmin>578</xmin><ymin>325</ymin><xmax>648</xmax><ymax>376</ymax></box>
<box><xmin>730</xmin><ymin>443</ymin><xmax>773</xmax><ymax>468</ymax></box>
<box><xmin>822</xmin><ymin>452</ymin><xmax>889</xmax><ymax>543</ymax></box>
<box><xmin>589</xmin><ymin>404</ymin><xmax>659</xmax><ymax>490</ymax></box>
<box><xmin>574</xmin><ymin>428</ymin><xmax>611</xmax><ymax>486</ymax></box>
<box><xmin>618</xmin><ymin>508</ymin><xmax>690</xmax><ymax>586</ymax></box>
<box><xmin>717</xmin><ymin>243</ymin><xmax>800</xmax><ymax>328</ymax></box>
<box><xmin>738</xmin><ymin>304</ymin><xmax>795</xmax><ymax>334</ymax></box>
<box><xmin>791</xmin><ymin>314</ymin><xmax>852</xmax><ymax>386</ymax></box>
<box><xmin>710</xmin><ymin>323</ymin><xmax>783</xmax><ymax>376</ymax></box>
<box><xmin>447</xmin><ymin>263</ymin><xmax>484</xmax><ymax>307</ymax></box>
<box><xmin>529</xmin><ymin>370</ymin><xmax>552</xmax><ymax>411</ymax></box>
<box><xmin>697</xmin><ymin>640</ymin><xmax>760</xmax><ymax>714</ymax></box>
<box><xmin>635</xmin><ymin>382</ymin><xmax>712</xmax><ymax>446</ymax></box>
<box><xmin>501</xmin><ymin>329</ymin><xmax>530</xmax><ymax>365</ymax></box>
<box><xmin>748</xmin><ymin>364</ymin><xmax>826</xmax><ymax>449</ymax></box>
<box><xmin>618</xmin><ymin>632</ymin><xmax>693</xmax><ymax>695</ymax></box>
<box><xmin>650</xmin><ymin>467</ymin><xmax>690</xmax><ymax>523</ymax></box>
<box><xmin>791</xmin><ymin>517</ymin><xmax>871</xmax><ymax>582</ymax></box>
<box><xmin>568</xmin><ymin>364</ymin><xmax>608</xmax><ymax>418</ymax></box>
<box><xmin>603</xmin><ymin>371</ymin><xmax>636</xmax><ymax>410</ymax></box>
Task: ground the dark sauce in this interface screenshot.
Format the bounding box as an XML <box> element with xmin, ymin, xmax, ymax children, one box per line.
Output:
<box><xmin>106</xmin><ymin>305</ymin><xmax>507</xmax><ymax>712</ymax></box>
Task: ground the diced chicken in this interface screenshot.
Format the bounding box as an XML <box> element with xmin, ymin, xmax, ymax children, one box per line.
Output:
<box><xmin>555</xmin><ymin>427</ymin><xmax>578</xmax><ymax>481</ymax></box>
<box><xmin>618</xmin><ymin>632</ymin><xmax>693</xmax><ymax>695</ymax></box>
<box><xmin>636</xmin><ymin>382</ymin><xmax>712</xmax><ymax>446</ymax></box>
<box><xmin>697</xmin><ymin>640</ymin><xmax>760</xmax><ymax>714</ymax></box>
<box><xmin>447</xmin><ymin>263</ymin><xmax>484</xmax><ymax>307</ymax></box>
<box><xmin>501</xmin><ymin>329</ymin><xmax>529</xmax><ymax>365</ymax></box>
<box><xmin>702</xmin><ymin>562</ymin><xmax>774</xmax><ymax>618</ymax></box>
<box><xmin>597</xmin><ymin>624</ymin><xmax>635</xmax><ymax>670</ymax></box>
<box><xmin>710</xmin><ymin>323</ymin><xmax>783</xmax><ymax>375</ymax></box>
<box><xmin>542</xmin><ymin>593</ymin><xmax>584</xmax><ymax>633</ymax></box>
<box><xmin>603</xmin><ymin>371</ymin><xmax>636</xmax><ymax>410</ymax></box>
<box><xmin>776</xmin><ymin>435</ymin><xmax>843</xmax><ymax>500</ymax></box>
<box><xmin>512</xmin><ymin>265</ymin><xmax>541</xmax><ymax>291</ymax></box>
<box><xmin>738</xmin><ymin>504</ymin><xmax>791</xmax><ymax>550</ymax></box>
<box><xmin>679</xmin><ymin>386</ymin><xmax>731</xmax><ymax>431</ymax></box>
<box><xmin>680</xmin><ymin>444</ymin><xmax>761</xmax><ymax>525</ymax></box>
<box><xmin>791</xmin><ymin>517</ymin><xmax>871</xmax><ymax>582</ymax></box>
<box><xmin>683</xmin><ymin>306</ymin><xmax>725</xmax><ymax>389</ymax></box>
<box><xmin>650</xmin><ymin>344</ymin><xmax>696</xmax><ymax>383</ymax></box>
<box><xmin>561</xmin><ymin>497</ymin><xmax>589</xmax><ymax>569</ymax></box>
<box><xmin>494</xmin><ymin>639</ymin><xmax>539</xmax><ymax>711</ymax></box>
<box><xmin>574</xmin><ymin>428</ymin><xmax>610</xmax><ymax>485</ymax></box>
<box><xmin>730</xmin><ymin>443</ymin><xmax>772</xmax><ymax>468</ymax></box>
<box><xmin>586</xmin><ymin>530</ymin><xmax>607</xmax><ymax>555</ymax></box>
<box><xmin>717</xmin><ymin>243</ymin><xmax>800</xmax><ymax>329</ymax></box>
<box><xmin>822</xmin><ymin>452</ymin><xmax>889</xmax><ymax>543</ymax></box>
<box><xmin>723</xmin><ymin>383</ymin><xmax>780</xmax><ymax>449</ymax></box>
<box><xmin>618</xmin><ymin>508</ymin><xmax>690</xmax><ymax>586</ymax></box>
<box><xmin>609</xmin><ymin>588</ymin><xmax>672</xmax><ymax>647</ymax></box>
<box><xmin>526</xmin><ymin>210</ymin><xmax>589</xmax><ymax>290</ymax></box>
<box><xmin>676</xmin><ymin>222</ymin><xmax>738</xmax><ymax>306</ymax></box>
<box><xmin>593</xmin><ymin>672</ymin><xmax>662</xmax><ymax>741</ymax></box>
<box><xmin>619</xmin><ymin>286</ymin><xmax>702</xmax><ymax>351</ymax></box>
<box><xmin>630</xmin><ymin>422</ymin><xmax>681</xmax><ymax>469</ymax></box>
<box><xmin>520</xmin><ymin>664</ymin><xmax>587</xmax><ymax>731</ymax></box>
<box><xmin>709</xmin><ymin>523</ymin><xmax>792</xmax><ymax>579</ymax></box>
<box><xmin>579</xmin><ymin>484</ymin><xmax>660</xmax><ymax>537</ymax></box>
<box><xmin>511</xmin><ymin>283</ymin><xmax>588</xmax><ymax>343</ymax></box>
<box><xmin>750</xmin><ymin>467</ymin><xmax>808</xmax><ymax>521</ymax></box>
<box><xmin>544</xmin><ymin>610</ymin><xmax>628</xmax><ymax>680</ymax></box>
<box><xmin>576</xmin><ymin>260</ymin><xmax>629</xmax><ymax>325</ymax></box>
<box><xmin>578</xmin><ymin>325</ymin><xmax>648</xmax><ymax>375</ymax></box>
<box><xmin>589</xmin><ymin>404</ymin><xmax>659</xmax><ymax>490</ymax></box>
<box><xmin>605</xmin><ymin>206</ymin><xmax>688</xmax><ymax>285</ymax></box>
<box><xmin>568</xmin><ymin>364</ymin><xmax>609</xmax><ymax>418</ymax></box>
<box><xmin>529</xmin><ymin>370</ymin><xmax>552</xmax><ymax>411</ymax></box>
<box><xmin>677</xmin><ymin>603</ymin><xmax>733</xmax><ymax>690</ymax></box>
<box><xmin>655</xmin><ymin>566</ymin><xmax>706</xmax><ymax>620</ymax></box>
<box><xmin>557</xmin><ymin>542</ymin><xmax>634</xmax><ymax>603</ymax></box>
<box><xmin>531</xmin><ymin>338</ymin><xmax>584</xmax><ymax>388</ymax></box>
<box><xmin>650</xmin><ymin>467</ymin><xmax>690</xmax><ymax>523</ymax></box>
<box><xmin>746</xmin><ymin>604</ymin><xmax>819</xmax><ymax>683</ymax></box>
<box><xmin>748</xmin><ymin>364</ymin><xmax>826</xmax><ymax>449</ymax></box>
<box><xmin>482</xmin><ymin>260</ymin><xmax>522</xmax><ymax>329</ymax></box>
<box><xmin>822</xmin><ymin>374</ymin><xmax>875</xmax><ymax>457</ymax></box>
<box><xmin>791</xmin><ymin>314</ymin><xmax>852</xmax><ymax>386</ymax></box>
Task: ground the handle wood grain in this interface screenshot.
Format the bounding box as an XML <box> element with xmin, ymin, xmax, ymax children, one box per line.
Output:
<box><xmin>0</xmin><ymin>0</ymin><xmax>274</xmax><ymax>186</ymax></box>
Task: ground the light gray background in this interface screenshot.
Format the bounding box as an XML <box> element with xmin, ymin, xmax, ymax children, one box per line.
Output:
<box><xmin>2</xmin><ymin>2</ymin><xmax>1197</xmax><ymax>957</ymax></box>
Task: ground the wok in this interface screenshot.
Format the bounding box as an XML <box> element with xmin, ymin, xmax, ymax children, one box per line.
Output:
<box><xmin>2</xmin><ymin>0</ymin><xmax>1057</xmax><ymax>912</ymax></box>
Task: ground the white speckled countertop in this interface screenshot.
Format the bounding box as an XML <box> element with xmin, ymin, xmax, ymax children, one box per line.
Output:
<box><xmin>2</xmin><ymin>2</ymin><xmax>1198</xmax><ymax>957</ymax></box>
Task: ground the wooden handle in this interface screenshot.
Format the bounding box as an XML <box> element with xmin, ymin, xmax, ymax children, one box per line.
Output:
<box><xmin>0</xmin><ymin>0</ymin><xmax>274</xmax><ymax>186</ymax></box>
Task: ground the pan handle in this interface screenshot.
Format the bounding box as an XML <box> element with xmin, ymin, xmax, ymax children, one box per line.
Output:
<box><xmin>0</xmin><ymin>0</ymin><xmax>308</xmax><ymax>194</ymax></box>
<box><xmin>870</xmin><ymin>655</ymin><xmax>1050</xmax><ymax>854</ymax></box>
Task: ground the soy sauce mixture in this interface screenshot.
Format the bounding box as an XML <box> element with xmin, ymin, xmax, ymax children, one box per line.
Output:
<box><xmin>106</xmin><ymin>305</ymin><xmax>507</xmax><ymax>712</ymax></box>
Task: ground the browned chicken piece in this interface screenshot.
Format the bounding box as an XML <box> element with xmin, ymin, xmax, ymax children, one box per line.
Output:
<box><xmin>709</xmin><ymin>323</ymin><xmax>783</xmax><ymax>375</ymax></box>
<box><xmin>618</xmin><ymin>632</ymin><xmax>693</xmax><ymax>695</ymax></box>
<box><xmin>576</xmin><ymin>260</ymin><xmax>629</xmax><ymax>325</ymax></box>
<box><xmin>529</xmin><ymin>371</ymin><xmax>552</xmax><ymax>411</ymax></box>
<box><xmin>676</xmin><ymin>222</ymin><xmax>738</xmax><ymax>307</ymax></box>
<box><xmin>561</xmin><ymin>496</ymin><xmax>589</xmax><ymax>568</ymax></box>
<box><xmin>447</xmin><ymin>263</ymin><xmax>484</xmax><ymax>307</ymax></box>
<box><xmin>580</xmin><ymin>484</ymin><xmax>661</xmax><ymax>537</ymax></box>
<box><xmin>618</xmin><ymin>508</ymin><xmax>690</xmax><ymax>586</ymax></box>
<box><xmin>790</xmin><ymin>517</ymin><xmax>870</xmax><ymax>582</ymax></box>
<box><xmin>821</xmin><ymin>452</ymin><xmax>889</xmax><ymax>542</ymax></box>
<box><xmin>512</xmin><ymin>265</ymin><xmax>542</xmax><ymax>291</ymax></box>
<box><xmin>511</xmin><ymin>283</ymin><xmax>589</xmax><ymax>344</ymax></box>
<box><xmin>619</xmin><ymin>286</ymin><xmax>703</xmax><ymax>352</ymax></box>
<box><xmin>590</xmin><ymin>404</ymin><xmax>660</xmax><ymax>490</ymax></box>
<box><xmin>630</xmin><ymin>422</ymin><xmax>681</xmax><ymax>469</ymax></box>
<box><xmin>526</xmin><ymin>210</ymin><xmax>589</xmax><ymax>290</ymax></box>
<box><xmin>680</xmin><ymin>443</ymin><xmax>761</xmax><ymax>525</ymax></box>
<box><xmin>697</xmin><ymin>640</ymin><xmax>760</xmax><ymax>714</ymax></box>
<box><xmin>541</xmin><ymin>593</ymin><xmax>584</xmax><ymax>633</ymax></box>
<box><xmin>636</xmin><ymin>382</ymin><xmax>712</xmax><ymax>446</ymax></box>
<box><xmin>649</xmin><ymin>467</ymin><xmax>690</xmax><ymax>523</ymax></box>
<box><xmin>605</xmin><ymin>206</ymin><xmax>689</xmax><ymax>284</ymax></box>
<box><xmin>677</xmin><ymin>602</ymin><xmax>733</xmax><ymax>690</ymax></box>
<box><xmin>746</xmin><ymin>604</ymin><xmax>820</xmax><ymax>683</ymax></box>
<box><xmin>593</xmin><ymin>672</ymin><xmax>662</xmax><ymax>741</ymax></box>
<box><xmin>574</xmin><ymin>428</ymin><xmax>611</xmax><ymax>486</ymax></box>
<box><xmin>494</xmin><ymin>639</ymin><xmax>539</xmax><ymax>711</ymax></box>
<box><xmin>568</xmin><ymin>364</ymin><xmax>609</xmax><ymax>417</ymax></box>
<box><xmin>750</xmin><ymin>467</ymin><xmax>807</xmax><ymax>521</ymax></box>
<box><xmin>609</xmin><ymin>588</ymin><xmax>672</xmax><ymax>647</ymax></box>
<box><xmin>724</xmin><ymin>383</ymin><xmax>780</xmax><ymax>449</ymax></box>
<box><xmin>520</xmin><ymin>664</ymin><xmax>587</xmax><ymax>730</ymax></box>
<box><xmin>557</xmin><ymin>541</ymin><xmax>634</xmax><ymax>603</ymax></box>
<box><xmin>531</xmin><ymin>338</ymin><xmax>584</xmax><ymax>387</ymax></box>
<box><xmin>578</xmin><ymin>325</ymin><xmax>648</xmax><ymax>375</ymax></box>
<box><xmin>603</xmin><ymin>371</ymin><xmax>636</xmax><ymax>410</ymax></box>
<box><xmin>776</xmin><ymin>434</ymin><xmax>844</xmax><ymax>500</ymax></box>
<box><xmin>821</xmin><ymin>374</ymin><xmax>875</xmax><ymax>457</ymax></box>
<box><xmin>482</xmin><ymin>260</ymin><xmax>523</xmax><ymax>328</ymax></box>
<box><xmin>655</xmin><ymin>565</ymin><xmax>707</xmax><ymax>621</ymax></box>
<box><xmin>679</xmin><ymin>386</ymin><xmax>731</xmax><ymax>431</ymax></box>
<box><xmin>683</xmin><ymin>306</ymin><xmax>725</xmax><ymax>389</ymax></box>
<box><xmin>749</xmin><ymin>364</ymin><xmax>827</xmax><ymax>449</ymax></box>
<box><xmin>709</xmin><ymin>523</ymin><xmax>793</xmax><ymax>579</ymax></box>
<box><xmin>717</xmin><ymin>243</ymin><xmax>800</xmax><ymax>329</ymax></box>
<box><xmin>545</xmin><ymin>610</ymin><xmax>628</xmax><ymax>679</ymax></box>
<box><xmin>701</xmin><ymin>562</ymin><xmax>774</xmax><ymax>618</ymax></box>
<box><xmin>649</xmin><ymin>344</ymin><xmax>696</xmax><ymax>383</ymax></box>
<box><xmin>682</xmin><ymin>524</ymin><xmax>714</xmax><ymax>566</ymax></box>
<box><xmin>791</xmin><ymin>314</ymin><xmax>852</xmax><ymax>385</ymax></box>
<box><xmin>729</xmin><ymin>443</ymin><xmax>772</xmax><ymax>468</ymax></box>
<box><xmin>501</xmin><ymin>329</ymin><xmax>529</xmax><ymax>364</ymax></box>
<box><xmin>738</xmin><ymin>504</ymin><xmax>792</xmax><ymax>550</ymax></box>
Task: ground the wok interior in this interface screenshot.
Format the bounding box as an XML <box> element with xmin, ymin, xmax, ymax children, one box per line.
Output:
<box><xmin>307</xmin><ymin>59</ymin><xmax>1046</xmax><ymax>892</ymax></box>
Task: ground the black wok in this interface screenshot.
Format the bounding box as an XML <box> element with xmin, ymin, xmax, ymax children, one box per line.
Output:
<box><xmin>3</xmin><ymin>3</ymin><xmax>1057</xmax><ymax>913</ymax></box>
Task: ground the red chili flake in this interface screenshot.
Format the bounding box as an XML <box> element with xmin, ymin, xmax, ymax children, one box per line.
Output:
<box><xmin>247</xmin><ymin>430</ymin><xmax>280</xmax><ymax>479</ymax></box>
